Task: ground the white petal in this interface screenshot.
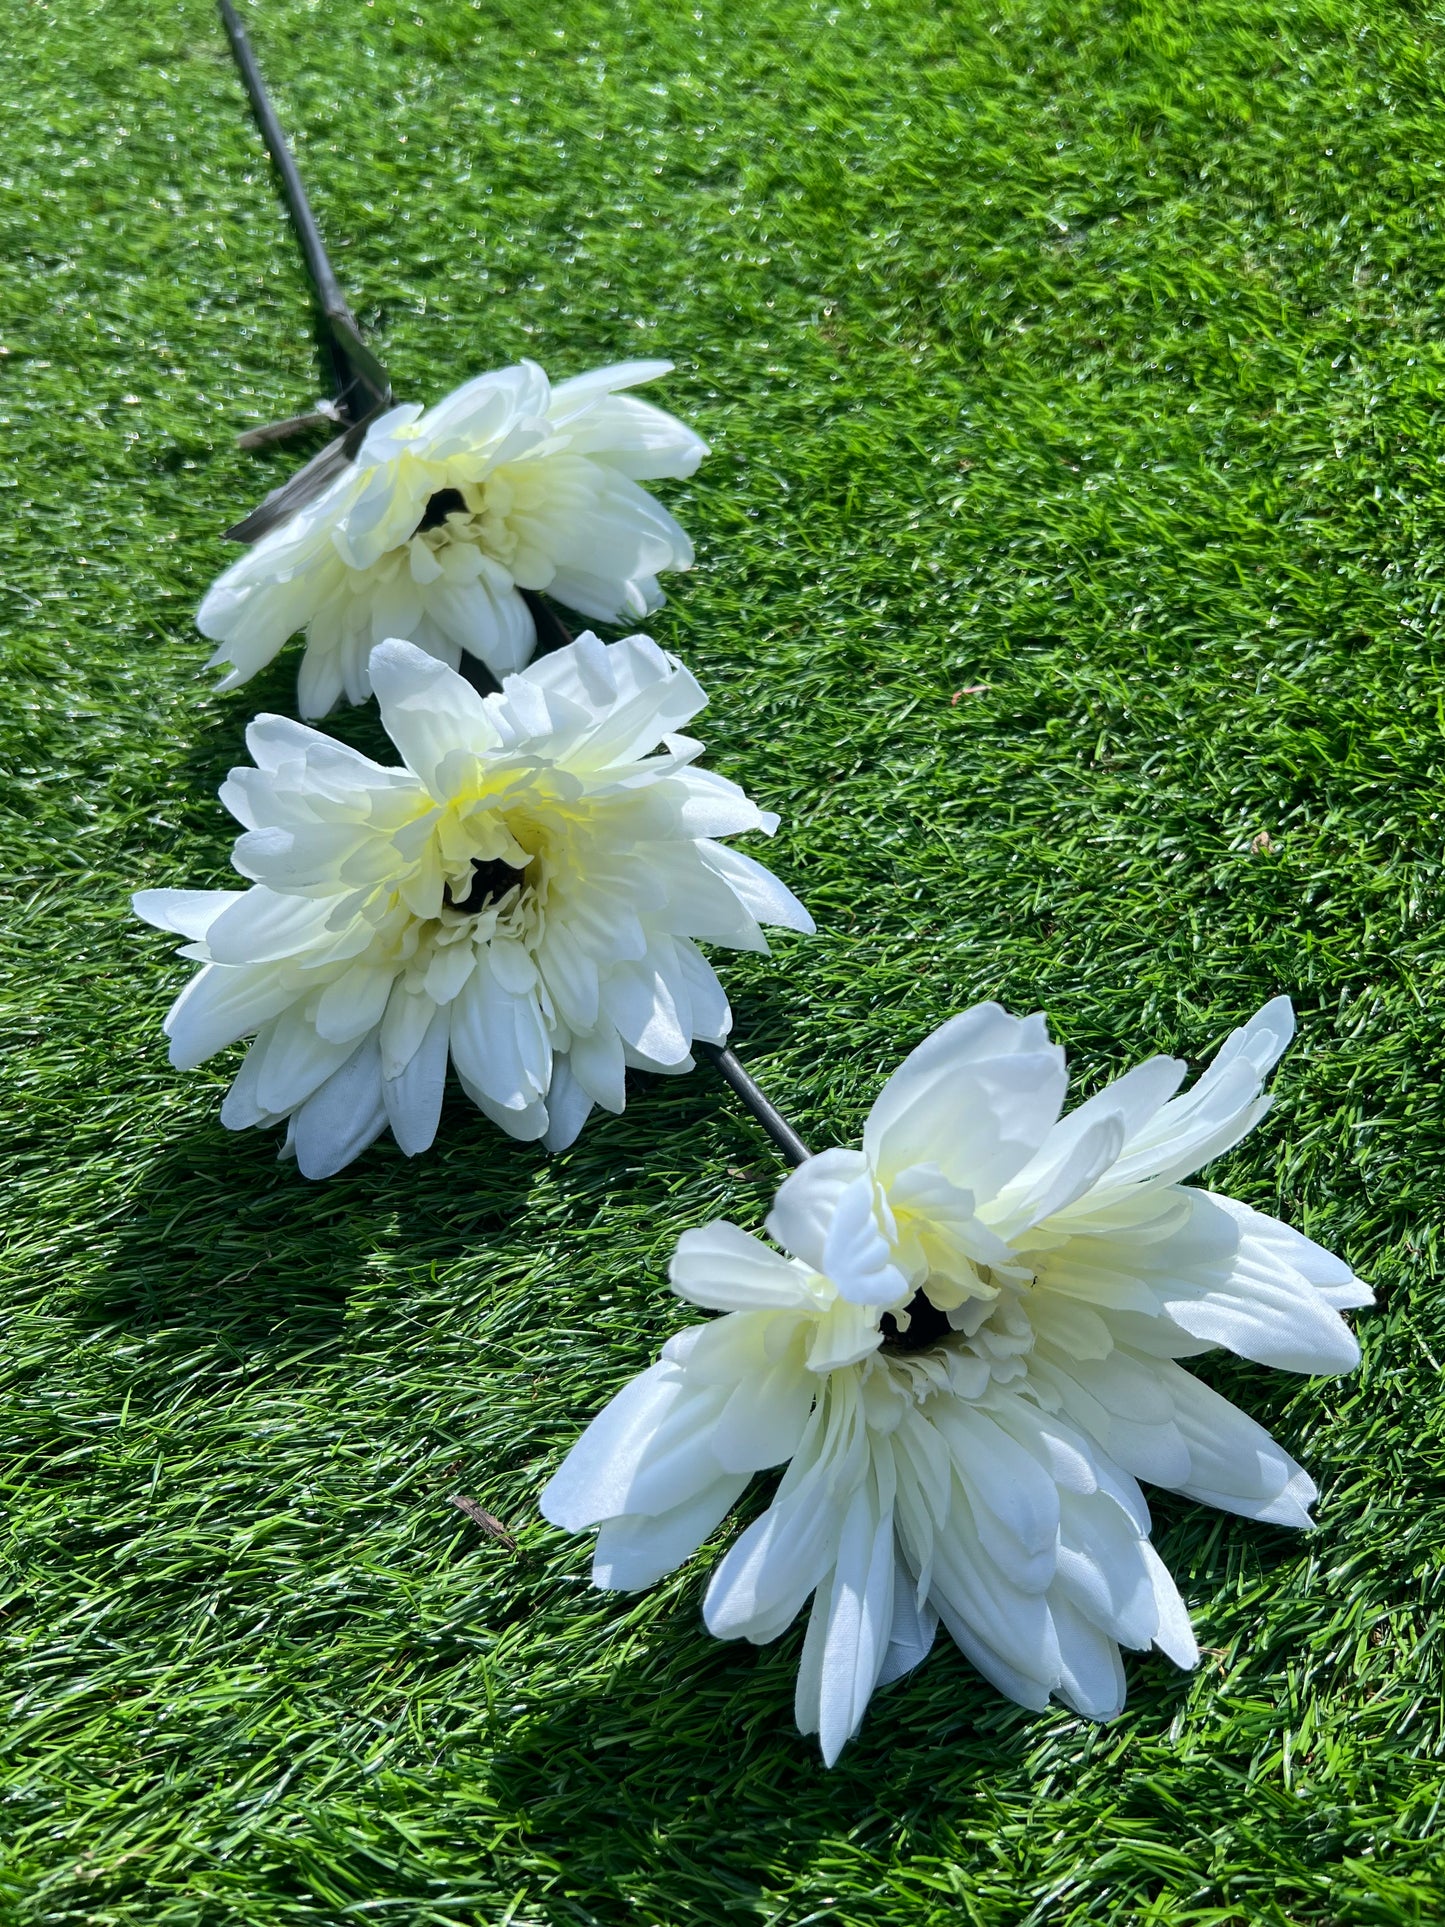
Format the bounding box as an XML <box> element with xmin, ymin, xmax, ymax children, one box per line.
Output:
<box><xmin>536</xmin><ymin>923</ymin><xmax>601</xmax><ymax>1035</ymax></box>
<box><xmin>986</xmin><ymin>1112</ymin><xmax>1127</xmax><ymax>1240</ymax></box>
<box><xmin>668</xmin><ymin>767</ymin><xmax>777</xmax><ymax>839</ymax></box>
<box><xmin>419</xmin><ymin>361</ymin><xmax>545</xmax><ymax>448</ymax></box>
<box><xmin>425</xmin><ymin>569</ymin><xmax>536</xmax><ymax>679</ymax></box>
<box><xmin>1140</xmin><ymin>1540</ymin><xmax>1199</xmax><ymax>1670</ymax></box>
<box><xmin>591</xmin><ymin>1475</ymin><xmax>749</xmax><ymax>1591</ymax></box>
<box><xmin>541</xmin><ymin>1055</ymin><xmax>595</xmax><ymax>1151</ymax></box>
<box><xmin>1054</xmin><ymin>1486</ymin><xmax>1161</xmax><ymax>1652</ymax></box>
<box><xmin>163</xmin><ymin>963</ymin><xmax>298</xmax><ymax>1070</ymax></box>
<box><xmin>709</xmin><ymin>1351</ymin><xmax>817</xmax><ymax>1474</ymax></box>
<box><xmin>559</xmin><ymin>398</ymin><xmax>707</xmax><ymax>483</ymax></box>
<box><xmin>703</xmin><ymin>1495</ymin><xmax>834</xmax><ymax>1646</ymax></box>
<box><xmin>1046</xmin><ymin>1054</ymin><xmax>1187</xmax><ymax>1154</ymax></box>
<box><xmin>133</xmin><ymin>889</ymin><xmax>242</xmax><ymax>942</ymax></box>
<box><xmin>765</xmin><ymin>1148</ymin><xmax>871</xmax><ymax>1271</ymax></box>
<box><xmin>520</xmin><ymin>631</ymin><xmax>705</xmax><ymax>766</ymax></box>
<box><xmin>817</xmin><ymin>1172</ymin><xmax>911</xmax><ymax>1306</ymax></box>
<box><xmin>1139</xmin><ymin>1192</ymin><xmax>1365</xmax><ymax>1374</ymax></box>
<box><xmin>1025</xmin><ymin>1292</ymin><xmax>1116</xmax><ymax>1363</ymax></box>
<box><xmin>928</xmin><ymin>1510</ymin><xmax>1059</xmax><ymax>1694</ymax></box>
<box><xmin>1050</xmin><ymin>1595</ymin><xmax>1127</xmax><ymax>1721</ymax></box>
<box><xmin>567</xmin><ymin>1023</ymin><xmax>627</xmax><ymax>1113</ymax></box>
<box><xmin>382</xmin><ymin>999</ymin><xmax>450</xmax><ymax>1155</ymax></box>
<box><xmin>934</xmin><ymin>1601</ymin><xmax>1053</xmax><ymax>1713</ymax></box>
<box><xmin>805</xmin><ymin>1301</ymin><xmax>885</xmax><ymax>1374</ymax></box>
<box><xmin>672</xmin><ymin>938</ymin><xmax>731</xmax><ymax>1045</ymax></box>
<box><xmin>545</xmin><ymin>357</ymin><xmax>676</xmax><ymax>418</ymax></box>
<box><xmin>863</xmin><ymin>1004</ymin><xmax>1067</xmax><ymax>1201</ymax></box>
<box><xmin>1030</xmin><ymin>1347</ymin><xmax>1194</xmax><ymax>1492</ymax></box>
<box><xmin>670</xmin><ymin>1222</ymin><xmax>817</xmax><ymax>1313</ymax></box>
<box><xmin>290</xmin><ymin>1034</ymin><xmax>389</xmax><ymax>1179</ymax></box>
<box><xmin>1191</xmin><ymin>996</ymin><xmax>1296</xmax><ymax>1099</ymax></box>
<box><xmin>368</xmin><ymin>638</ymin><xmax>501</xmax><ymax>788</ymax></box>
<box><xmin>297</xmin><ymin>637</ymin><xmax>348</xmax><ymax>720</ymax></box>
<box><xmin>334</xmin><ymin>459</ymin><xmax>430</xmax><ymax>568</ymax></box>
<box><xmin>243</xmin><ymin>711</ymin><xmax>387</xmax><ymax>783</ymax></box>
<box><xmin>449</xmin><ymin>955</ymin><xmax>550</xmax><ymax>1112</ymax></box>
<box><xmin>1100</xmin><ymin>998</ymin><xmax>1296</xmax><ymax>1191</ymax></box>
<box><xmin>539</xmin><ymin>1360</ymin><xmax>723</xmax><ymax>1528</ymax></box>
<box><xmin>459</xmin><ymin>1073</ymin><xmax>550</xmax><ymax>1144</ymax></box>
<box><xmin>232</xmin><ymin>821</ymin><xmax>380</xmax><ymax>892</ymax></box>
<box><xmin>796</xmin><ymin>1478</ymin><xmax>896</xmax><ymax>1765</ymax></box>
<box><xmin>704</xmin><ymin>1401</ymin><xmax>864</xmax><ymax>1644</ymax></box>
<box><xmin>251</xmin><ymin>1005</ymin><xmax>360</xmax><ymax>1115</ymax></box>
<box><xmin>696</xmin><ymin>842</ymin><xmax>814</xmax><ymax>935</ymax></box>
<box><xmin>380</xmin><ymin>980</ymin><xmax>441</xmax><ymax>1080</ymax></box>
<box><xmin>1203</xmin><ymin>1190</ymin><xmax>1372</xmax><ymax>1316</ymax></box>
<box><xmin>933</xmin><ymin>1402</ymin><xmax>1061</xmax><ymax>1584</ymax></box>
<box><xmin>313</xmin><ymin>961</ymin><xmax>396</xmax><ymax>1045</ymax></box>
<box><xmin>1159</xmin><ymin>1362</ymin><xmax>1318</xmax><ymax>1527</ymax></box>
<box><xmin>218</xmin><ymin>1037</ymin><xmax>286</xmax><ymax>1130</ymax></box>
<box><xmin>874</xmin><ymin>1553</ymin><xmax>940</xmax><ymax>1688</ymax></box>
<box><xmin>423</xmin><ymin>936</ymin><xmax>478</xmax><ymax>1009</ymax></box>
<box><xmin>598</xmin><ymin>959</ymin><xmax>690</xmax><ymax>1066</ymax></box>
<box><xmin>203</xmin><ymin>888</ymin><xmax>335</xmax><ymax>966</ymax></box>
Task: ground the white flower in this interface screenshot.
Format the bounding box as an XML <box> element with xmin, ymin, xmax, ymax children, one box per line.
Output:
<box><xmin>542</xmin><ymin>1000</ymin><xmax>1371</xmax><ymax>1763</ymax></box>
<box><xmin>134</xmin><ymin>632</ymin><xmax>812</xmax><ymax>1176</ymax></box>
<box><xmin>199</xmin><ymin>359</ymin><xmax>707</xmax><ymax>717</ymax></box>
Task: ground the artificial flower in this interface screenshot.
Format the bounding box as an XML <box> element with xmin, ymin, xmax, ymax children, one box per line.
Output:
<box><xmin>542</xmin><ymin>999</ymin><xmax>1370</xmax><ymax>1763</ymax></box>
<box><xmin>199</xmin><ymin>359</ymin><xmax>707</xmax><ymax>716</ymax></box>
<box><xmin>134</xmin><ymin>631</ymin><xmax>811</xmax><ymax>1176</ymax></box>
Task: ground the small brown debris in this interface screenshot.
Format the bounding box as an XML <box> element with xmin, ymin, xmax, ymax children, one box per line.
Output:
<box><xmin>1250</xmin><ymin>830</ymin><xmax>1275</xmax><ymax>855</ymax></box>
<box><xmin>447</xmin><ymin>1494</ymin><xmax>517</xmax><ymax>1549</ymax></box>
<box><xmin>950</xmin><ymin>685</ymin><xmax>989</xmax><ymax>704</ymax></box>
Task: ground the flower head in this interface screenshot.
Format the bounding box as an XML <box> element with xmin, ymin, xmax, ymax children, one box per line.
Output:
<box><xmin>135</xmin><ymin>632</ymin><xmax>812</xmax><ymax>1176</ymax></box>
<box><xmin>199</xmin><ymin>359</ymin><xmax>707</xmax><ymax>717</ymax></box>
<box><xmin>542</xmin><ymin>1000</ymin><xmax>1370</xmax><ymax>1762</ymax></box>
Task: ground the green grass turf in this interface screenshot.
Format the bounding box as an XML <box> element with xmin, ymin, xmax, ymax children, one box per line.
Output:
<box><xmin>1</xmin><ymin>0</ymin><xmax>1444</xmax><ymax>1917</ymax></box>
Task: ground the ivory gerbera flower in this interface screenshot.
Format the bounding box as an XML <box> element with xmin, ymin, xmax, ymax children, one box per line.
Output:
<box><xmin>542</xmin><ymin>1000</ymin><xmax>1370</xmax><ymax>1763</ymax></box>
<box><xmin>134</xmin><ymin>632</ymin><xmax>811</xmax><ymax>1176</ymax></box>
<box><xmin>199</xmin><ymin>359</ymin><xmax>707</xmax><ymax>717</ymax></box>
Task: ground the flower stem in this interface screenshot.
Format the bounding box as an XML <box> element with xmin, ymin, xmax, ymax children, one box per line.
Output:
<box><xmin>217</xmin><ymin>0</ymin><xmax>392</xmax><ymax>426</ymax></box>
<box><xmin>214</xmin><ymin>0</ymin><xmax>604</xmax><ymax>668</ymax></box>
<box><xmin>696</xmin><ymin>1041</ymin><xmax>811</xmax><ymax>1168</ymax></box>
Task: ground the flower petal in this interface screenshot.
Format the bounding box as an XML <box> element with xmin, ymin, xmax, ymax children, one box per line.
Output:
<box><xmin>670</xmin><ymin>1222</ymin><xmax>817</xmax><ymax>1312</ymax></box>
<box><xmin>591</xmin><ymin>1475</ymin><xmax>749</xmax><ymax>1591</ymax></box>
<box><xmin>794</xmin><ymin>1476</ymin><xmax>897</xmax><ymax>1765</ymax></box>
<box><xmin>1098</xmin><ymin>998</ymin><xmax>1296</xmax><ymax>1191</ymax></box>
<box><xmin>1156</xmin><ymin>1361</ymin><xmax>1318</xmax><ymax>1527</ymax></box>
<box><xmin>368</xmin><ymin>638</ymin><xmax>501</xmax><ymax>789</ymax></box>
<box><xmin>765</xmin><ymin>1148</ymin><xmax>872</xmax><ymax>1271</ymax></box>
<box><xmin>163</xmin><ymin>963</ymin><xmax>298</xmax><ymax>1070</ymax></box>
<box><xmin>541</xmin><ymin>1055</ymin><xmax>595</xmax><ymax>1152</ymax></box>
<box><xmin>1148</xmin><ymin>1192</ymin><xmax>1364</xmax><ymax>1374</ymax></box>
<box><xmin>382</xmin><ymin>999</ymin><xmax>450</xmax><ymax>1156</ymax></box>
<box><xmin>863</xmin><ymin>1004</ymin><xmax>1067</xmax><ymax>1201</ymax></box>
<box><xmin>540</xmin><ymin>1360</ymin><xmax>724</xmax><ymax>1529</ymax></box>
<box><xmin>288</xmin><ymin>1034</ymin><xmax>389</xmax><ymax>1179</ymax></box>
<box><xmin>874</xmin><ymin>1552</ymin><xmax>940</xmax><ymax>1689</ymax></box>
<box><xmin>133</xmin><ymin>888</ymin><xmax>243</xmax><ymax>942</ymax></box>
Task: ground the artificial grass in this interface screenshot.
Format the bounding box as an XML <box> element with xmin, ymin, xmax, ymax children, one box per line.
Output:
<box><xmin>2</xmin><ymin>0</ymin><xmax>1444</xmax><ymax>1918</ymax></box>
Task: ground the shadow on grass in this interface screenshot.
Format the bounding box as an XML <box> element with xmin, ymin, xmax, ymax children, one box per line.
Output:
<box><xmin>478</xmin><ymin>1604</ymin><xmax>1204</xmax><ymax>1925</ymax></box>
<box><xmin>67</xmin><ymin>958</ymin><xmax>806</xmax><ymax>1353</ymax></box>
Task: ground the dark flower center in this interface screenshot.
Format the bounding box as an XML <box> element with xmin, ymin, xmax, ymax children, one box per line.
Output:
<box><xmin>879</xmin><ymin>1290</ymin><xmax>954</xmax><ymax>1353</ymax></box>
<box><xmin>445</xmin><ymin>856</ymin><xmax>527</xmax><ymax>916</ymax></box>
<box><xmin>415</xmin><ymin>487</ymin><xmax>469</xmax><ymax>533</ymax></box>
